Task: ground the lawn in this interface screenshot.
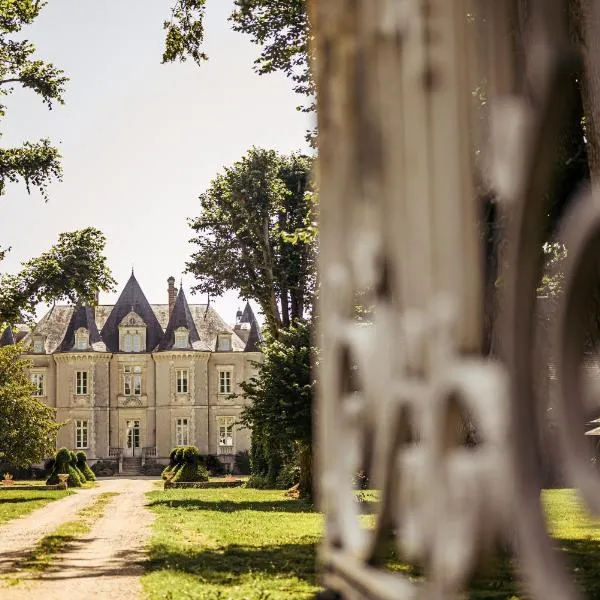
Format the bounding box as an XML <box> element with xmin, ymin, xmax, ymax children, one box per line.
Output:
<box><xmin>143</xmin><ymin>487</ymin><xmax>600</xmax><ymax>600</ymax></box>
<box><xmin>0</xmin><ymin>488</ymin><xmax>71</xmax><ymax>525</ymax></box>
<box><xmin>143</xmin><ymin>487</ymin><xmax>322</xmax><ymax>600</ymax></box>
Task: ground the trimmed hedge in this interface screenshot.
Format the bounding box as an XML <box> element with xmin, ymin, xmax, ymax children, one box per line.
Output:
<box><xmin>46</xmin><ymin>448</ymin><xmax>83</xmax><ymax>487</ymax></box>
<box><xmin>76</xmin><ymin>451</ymin><xmax>96</xmax><ymax>482</ymax></box>
<box><xmin>166</xmin><ymin>445</ymin><xmax>209</xmax><ymax>483</ymax></box>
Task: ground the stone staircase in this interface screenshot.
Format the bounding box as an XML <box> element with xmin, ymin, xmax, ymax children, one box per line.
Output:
<box><xmin>121</xmin><ymin>457</ymin><xmax>142</xmax><ymax>476</ymax></box>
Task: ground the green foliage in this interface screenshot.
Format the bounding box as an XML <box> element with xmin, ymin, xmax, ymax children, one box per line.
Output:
<box><xmin>46</xmin><ymin>447</ymin><xmax>81</xmax><ymax>487</ymax></box>
<box><xmin>0</xmin><ymin>0</ymin><xmax>68</xmax><ymax>197</ymax></box>
<box><xmin>537</xmin><ymin>241</ymin><xmax>567</xmax><ymax>297</ymax></box>
<box><xmin>162</xmin><ymin>0</ymin><xmax>207</xmax><ymax>66</ymax></box>
<box><xmin>170</xmin><ymin>445</ymin><xmax>209</xmax><ymax>483</ymax></box>
<box><xmin>75</xmin><ymin>451</ymin><xmax>95</xmax><ymax>482</ymax></box>
<box><xmin>68</xmin><ymin>451</ymin><xmax>86</xmax><ymax>485</ymax></box>
<box><xmin>0</xmin><ymin>227</ymin><xmax>116</xmax><ymax>324</ymax></box>
<box><xmin>241</xmin><ymin>320</ymin><xmax>314</xmax><ymax>496</ymax></box>
<box><xmin>234</xmin><ymin>450</ymin><xmax>250</xmax><ymax>475</ymax></box>
<box><xmin>163</xmin><ymin>1</ymin><xmax>311</xmax><ymax>109</ymax></box>
<box><xmin>187</xmin><ymin>148</ymin><xmax>316</xmax><ymax>334</ymax></box>
<box><xmin>0</xmin><ymin>345</ymin><xmax>60</xmax><ymax>467</ymax></box>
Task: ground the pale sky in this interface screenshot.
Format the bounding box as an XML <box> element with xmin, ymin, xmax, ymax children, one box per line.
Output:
<box><xmin>0</xmin><ymin>0</ymin><xmax>311</xmax><ymax>325</ymax></box>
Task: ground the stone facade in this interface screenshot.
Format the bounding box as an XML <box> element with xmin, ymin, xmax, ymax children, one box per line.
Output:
<box><xmin>4</xmin><ymin>274</ymin><xmax>262</xmax><ymax>468</ymax></box>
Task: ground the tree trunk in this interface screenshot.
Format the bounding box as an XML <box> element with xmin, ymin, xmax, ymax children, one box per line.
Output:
<box><xmin>298</xmin><ymin>441</ymin><xmax>312</xmax><ymax>500</ymax></box>
<box><xmin>571</xmin><ymin>0</ymin><xmax>600</xmax><ymax>188</ymax></box>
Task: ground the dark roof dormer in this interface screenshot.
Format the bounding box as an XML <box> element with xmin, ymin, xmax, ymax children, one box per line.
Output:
<box><xmin>100</xmin><ymin>272</ymin><xmax>164</xmax><ymax>352</ymax></box>
<box><xmin>58</xmin><ymin>305</ymin><xmax>106</xmax><ymax>352</ymax></box>
<box><xmin>158</xmin><ymin>287</ymin><xmax>208</xmax><ymax>351</ymax></box>
<box><xmin>233</xmin><ymin>302</ymin><xmax>262</xmax><ymax>351</ymax></box>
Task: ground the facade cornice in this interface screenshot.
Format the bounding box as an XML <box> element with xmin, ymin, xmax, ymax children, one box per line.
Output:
<box><xmin>53</xmin><ymin>353</ymin><xmax>112</xmax><ymax>363</ymax></box>
<box><xmin>152</xmin><ymin>351</ymin><xmax>210</xmax><ymax>361</ymax></box>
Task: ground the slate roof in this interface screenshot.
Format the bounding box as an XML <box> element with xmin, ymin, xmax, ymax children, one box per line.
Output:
<box><xmin>236</xmin><ymin>302</ymin><xmax>262</xmax><ymax>352</ymax></box>
<box><xmin>22</xmin><ymin>275</ymin><xmax>252</xmax><ymax>354</ymax></box>
<box><xmin>157</xmin><ymin>287</ymin><xmax>208</xmax><ymax>351</ymax></box>
<box><xmin>100</xmin><ymin>273</ymin><xmax>164</xmax><ymax>352</ymax></box>
<box><xmin>58</xmin><ymin>305</ymin><xmax>106</xmax><ymax>352</ymax></box>
<box><xmin>0</xmin><ymin>326</ymin><xmax>15</xmax><ymax>346</ymax></box>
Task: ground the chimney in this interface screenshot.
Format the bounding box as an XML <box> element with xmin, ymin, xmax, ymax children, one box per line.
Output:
<box><xmin>168</xmin><ymin>276</ymin><xmax>176</xmax><ymax>316</ymax></box>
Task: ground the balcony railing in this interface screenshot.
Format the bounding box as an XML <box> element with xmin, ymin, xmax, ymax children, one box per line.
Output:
<box><xmin>217</xmin><ymin>446</ymin><xmax>234</xmax><ymax>455</ymax></box>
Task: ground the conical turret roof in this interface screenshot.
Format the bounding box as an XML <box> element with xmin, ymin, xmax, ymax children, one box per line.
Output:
<box><xmin>100</xmin><ymin>273</ymin><xmax>164</xmax><ymax>352</ymax></box>
<box><xmin>58</xmin><ymin>305</ymin><xmax>106</xmax><ymax>352</ymax></box>
<box><xmin>0</xmin><ymin>326</ymin><xmax>16</xmax><ymax>346</ymax></box>
<box><xmin>158</xmin><ymin>287</ymin><xmax>208</xmax><ymax>350</ymax></box>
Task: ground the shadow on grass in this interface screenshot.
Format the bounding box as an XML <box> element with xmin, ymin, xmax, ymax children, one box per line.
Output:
<box><xmin>0</xmin><ymin>497</ymin><xmax>56</xmax><ymax>505</ymax></box>
<box><xmin>144</xmin><ymin>541</ymin><xmax>318</xmax><ymax>587</ymax></box>
<box><xmin>147</xmin><ymin>498</ymin><xmax>314</xmax><ymax>513</ymax></box>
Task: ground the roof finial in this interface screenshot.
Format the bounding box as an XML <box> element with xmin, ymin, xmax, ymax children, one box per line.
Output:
<box><xmin>131</xmin><ymin>265</ymin><xmax>134</xmax><ymax>276</ymax></box>
<box><xmin>179</xmin><ymin>278</ymin><xmax>183</xmax><ymax>290</ymax></box>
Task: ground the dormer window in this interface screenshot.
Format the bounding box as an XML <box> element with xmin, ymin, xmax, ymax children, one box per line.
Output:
<box><xmin>32</xmin><ymin>336</ymin><xmax>45</xmax><ymax>354</ymax></box>
<box><xmin>174</xmin><ymin>327</ymin><xmax>189</xmax><ymax>349</ymax></box>
<box><xmin>119</xmin><ymin>312</ymin><xmax>146</xmax><ymax>353</ymax></box>
<box><xmin>217</xmin><ymin>334</ymin><xmax>232</xmax><ymax>352</ymax></box>
<box><xmin>75</xmin><ymin>328</ymin><xmax>89</xmax><ymax>350</ymax></box>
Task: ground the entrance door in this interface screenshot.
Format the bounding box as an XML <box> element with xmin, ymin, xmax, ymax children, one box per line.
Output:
<box><xmin>124</xmin><ymin>420</ymin><xmax>141</xmax><ymax>457</ymax></box>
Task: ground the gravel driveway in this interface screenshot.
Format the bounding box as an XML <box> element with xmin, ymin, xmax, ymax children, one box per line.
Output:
<box><xmin>0</xmin><ymin>478</ymin><xmax>156</xmax><ymax>599</ymax></box>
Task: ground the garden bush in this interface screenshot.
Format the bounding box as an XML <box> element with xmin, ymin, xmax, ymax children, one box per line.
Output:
<box><xmin>69</xmin><ymin>451</ymin><xmax>87</xmax><ymax>485</ymax></box>
<box><xmin>171</xmin><ymin>445</ymin><xmax>209</xmax><ymax>483</ymax></box>
<box><xmin>90</xmin><ymin>459</ymin><xmax>117</xmax><ymax>477</ymax></box>
<box><xmin>200</xmin><ymin>454</ymin><xmax>225</xmax><ymax>476</ymax></box>
<box><xmin>161</xmin><ymin>447</ymin><xmax>180</xmax><ymax>480</ymax></box>
<box><xmin>46</xmin><ymin>447</ymin><xmax>83</xmax><ymax>487</ymax></box>
<box><xmin>141</xmin><ymin>461</ymin><xmax>164</xmax><ymax>476</ymax></box>
<box><xmin>234</xmin><ymin>450</ymin><xmax>250</xmax><ymax>475</ymax></box>
<box><xmin>76</xmin><ymin>451</ymin><xmax>96</xmax><ymax>481</ymax></box>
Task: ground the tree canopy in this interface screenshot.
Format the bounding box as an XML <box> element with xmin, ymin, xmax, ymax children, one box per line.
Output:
<box><xmin>0</xmin><ymin>344</ymin><xmax>60</xmax><ymax>466</ymax></box>
<box><xmin>187</xmin><ymin>147</ymin><xmax>316</xmax><ymax>335</ymax></box>
<box><xmin>240</xmin><ymin>319</ymin><xmax>314</xmax><ymax>496</ymax></box>
<box><xmin>163</xmin><ymin>0</ymin><xmax>311</xmax><ymax>109</ymax></box>
<box><xmin>0</xmin><ymin>0</ymin><xmax>67</xmax><ymax>198</ymax></box>
<box><xmin>0</xmin><ymin>227</ymin><xmax>116</xmax><ymax>325</ymax></box>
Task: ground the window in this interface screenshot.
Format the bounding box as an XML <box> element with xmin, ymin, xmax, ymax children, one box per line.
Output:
<box><xmin>176</xmin><ymin>369</ymin><xmax>188</xmax><ymax>394</ymax></box>
<box><xmin>123</xmin><ymin>333</ymin><xmax>142</xmax><ymax>353</ymax></box>
<box><xmin>175</xmin><ymin>418</ymin><xmax>189</xmax><ymax>446</ymax></box>
<box><xmin>33</xmin><ymin>338</ymin><xmax>44</xmax><ymax>354</ymax></box>
<box><xmin>75</xmin><ymin>371</ymin><xmax>88</xmax><ymax>395</ymax></box>
<box><xmin>218</xmin><ymin>369</ymin><xmax>232</xmax><ymax>394</ymax></box>
<box><xmin>124</xmin><ymin>366</ymin><xmax>142</xmax><ymax>396</ymax></box>
<box><xmin>75</xmin><ymin>328</ymin><xmax>89</xmax><ymax>350</ymax></box>
<box><xmin>174</xmin><ymin>328</ymin><xmax>189</xmax><ymax>349</ymax></box>
<box><xmin>75</xmin><ymin>420</ymin><xmax>88</xmax><ymax>449</ymax></box>
<box><xmin>31</xmin><ymin>373</ymin><xmax>45</xmax><ymax>397</ymax></box>
<box><xmin>218</xmin><ymin>417</ymin><xmax>235</xmax><ymax>447</ymax></box>
<box><xmin>218</xmin><ymin>335</ymin><xmax>231</xmax><ymax>351</ymax></box>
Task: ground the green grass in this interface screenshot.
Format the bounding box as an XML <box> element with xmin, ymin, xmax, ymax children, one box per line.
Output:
<box><xmin>143</xmin><ymin>487</ymin><xmax>322</xmax><ymax>600</ymax></box>
<box><xmin>16</xmin><ymin>491</ymin><xmax>118</xmax><ymax>573</ymax></box>
<box><xmin>143</xmin><ymin>487</ymin><xmax>600</xmax><ymax>600</ymax></box>
<box><xmin>0</xmin><ymin>488</ymin><xmax>71</xmax><ymax>525</ymax></box>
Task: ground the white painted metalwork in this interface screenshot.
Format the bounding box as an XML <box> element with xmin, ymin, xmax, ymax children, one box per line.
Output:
<box><xmin>312</xmin><ymin>0</ymin><xmax>600</xmax><ymax>598</ymax></box>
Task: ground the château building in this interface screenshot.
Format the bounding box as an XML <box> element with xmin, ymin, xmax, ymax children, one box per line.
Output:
<box><xmin>0</xmin><ymin>274</ymin><xmax>262</xmax><ymax>471</ymax></box>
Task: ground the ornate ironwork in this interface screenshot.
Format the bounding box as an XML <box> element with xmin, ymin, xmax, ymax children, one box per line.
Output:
<box><xmin>312</xmin><ymin>0</ymin><xmax>600</xmax><ymax>598</ymax></box>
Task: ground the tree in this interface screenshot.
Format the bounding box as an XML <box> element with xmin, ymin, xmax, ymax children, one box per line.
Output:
<box><xmin>187</xmin><ymin>148</ymin><xmax>316</xmax><ymax>335</ymax></box>
<box><xmin>240</xmin><ymin>319</ymin><xmax>314</xmax><ymax>497</ymax></box>
<box><xmin>0</xmin><ymin>344</ymin><xmax>60</xmax><ymax>466</ymax></box>
<box><xmin>0</xmin><ymin>227</ymin><xmax>116</xmax><ymax>325</ymax></box>
<box><xmin>0</xmin><ymin>0</ymin><xmax>68</xmax><ymax>198</ymax></box>
<box><xmin>163</xmin><ymin>0</ymin><xmax>311</xmax><ymax>109</ymax></box>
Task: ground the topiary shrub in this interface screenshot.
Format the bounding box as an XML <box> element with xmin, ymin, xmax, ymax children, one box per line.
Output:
<box><xmin>69</xmin><ymin>451</ymin><xmax>87</xmax><ymax>485</ymax></box>
<box><xmin>46</xmin><ymin>447</ymin><xmax>82</xmax><ymax>487</ymax></box>
<box><xmin>76</xmin><ymin>451</ymin><xmax>96</xmax><ymax>481</ymax></box>
<box><xmin>171</xmin><ymin>445</ymin><xmax>209</xmax><ymax>483</ymax></box>
<box><xmin>162</xmin><ymin>447</ymin><xmax>181</xmax><ymax>480</ymax></box>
